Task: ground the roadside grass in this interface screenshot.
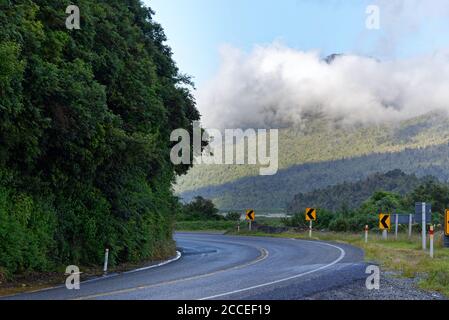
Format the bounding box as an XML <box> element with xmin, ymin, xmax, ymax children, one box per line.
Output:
<box><xmin>230</xmin><ymin>229</ymin><xmax>449</xmax><ymax>297</ymax></box>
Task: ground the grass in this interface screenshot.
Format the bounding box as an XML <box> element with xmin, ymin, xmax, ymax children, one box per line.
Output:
<box><xmin>230</xmin><ymin>229</ymin><xmax>449</xmax><ymax>297</ymax></box>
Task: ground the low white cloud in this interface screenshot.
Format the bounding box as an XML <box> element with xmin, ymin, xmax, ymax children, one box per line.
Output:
<box><xmin>197</xmin><ymin>43</ymin><xmax>449</xmax><ymax>129</ymax></box>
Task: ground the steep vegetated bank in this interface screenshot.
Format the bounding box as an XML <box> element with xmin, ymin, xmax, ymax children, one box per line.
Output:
<box><xmin>0</xmin><ymin>1</ymin><xmax>199</xmax><ymax>279</ymax></box>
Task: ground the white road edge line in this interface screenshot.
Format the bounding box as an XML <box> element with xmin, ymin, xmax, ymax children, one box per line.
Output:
<box><xmin>123</xmin><ymin>251</ymin><xmax>182</xmax><ymax>275</ymax></box>
<box><xmin>199</xmin><ymin>240</ymin><xmax>346</xmax><ymax>300</ymax></box>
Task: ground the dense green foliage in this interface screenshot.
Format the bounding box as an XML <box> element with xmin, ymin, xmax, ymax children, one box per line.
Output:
<box><xmin>287</xmin><ymin>170</ymin><xmax>428</xmax><ymax>213</ymax></box>
<box><xmin>225</xmin><ymin>212</ymin><xmax>241</xmax><ymax>221</ymax></box>
<box><xmin>179</xmin><ymin>196</ymin><xmax>222</xmax><ymax>221</ymax></box>
<box><xmin>284</xmin><ymin>179</ymin><xmax>449</xmax><ymax>232</ymax></box>
<box><xmin>0</xmin><ymin>1</ymin><xmax>200</xmax><ymax>277</ymax></box>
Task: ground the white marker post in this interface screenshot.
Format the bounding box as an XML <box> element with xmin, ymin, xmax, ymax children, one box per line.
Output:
<box><xmin>309</xmin><ymin>220</ymin><xmax>313</xmax><ymax>238</ymax></box>
<box><xmin>422</xmin><ymin>202</ymin><xmax>426</xmax><ymax>250</ymax></box>
<box><xmin>365</xmin><ymin>225</ymin><xmax>369</xmax><ymax>243</ymax></box>
<box><xmin>382</xmin><ymin>229</ymin><xmax>388</xmax><ymax>240</ymax></box>
<box><xmin>248</xmin><ymin>220</ymin><xmax>252</xmax><ymax>232</ymax></box>
<box><xmin>237</xmin><ymin>224</ymin><xmax>240</xmax><ymax>233</ymax></box>
<box><xmin>103</xmin><ymin>248</ymin><xmax>109</xmax><ymax>275</ymax></box>
<box><xmin>429</xmin><ymin>225</ymin><xmax>434</xmax><ymax>258</ymax></box>
<box><xmin>395</xmin><ymin>214</ymin><xmax>399</xmax><ymax>240</ymax></box>
<box><xmin>408</xmin><ymin>214</ymin><xmax>413</xmax><ymax>238</ymax></box>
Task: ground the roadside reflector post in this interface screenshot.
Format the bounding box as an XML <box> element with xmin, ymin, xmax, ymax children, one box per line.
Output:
<box><xmin>103</xmin><ymin>248</ymin><xmax>109</xmax><ymax>275</ymax></box>
<box><xmin>408</xmin><ymin>214</ymin><xmax>413</xmax><ymax>238</ymax></box>
<box><xmin>422</xmin><ymin>202</ymin><xmax>427</xmax><ymax>250</ymax></box>
<box><xmin>309</xmin><ymin>220</ymin><xmax>313</xmax><ymax>238</ymax></box>
<box><xmin>395</xmin><ymin>214</ymin><xmax>399</xmax><ymax>240</ymax></box>
<box><xmin>237</xmin><ymin>224</ymin><xmax>240</xmax><ymax>233</ymax></box>
<box><xmin>429</xmin><ymin>225</ymin><xmax>434</xmax><ymax>258</ymax></box>
<box><xmin>364</xmin><ymin>225</ymin><xmax>369</xmax><ymax>243</ymax></box>
<box><xmin>382</xmin><ymin>229</ymin><xmax>388</xmax><ymax>240</ymax></box>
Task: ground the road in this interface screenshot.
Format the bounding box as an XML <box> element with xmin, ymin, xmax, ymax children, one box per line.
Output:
<box><xmin>3</xmin><ymin>233</ymin><xmax>368</xmax><ymax>300</ymax></box>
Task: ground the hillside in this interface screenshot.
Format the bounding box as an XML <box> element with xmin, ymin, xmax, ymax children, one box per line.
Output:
<box><xmin>175</xmin><ymin>113</ymin><xmax>449</xmax><ymax>194</ymax></box>
<box><xmin>176</xmin><ymin>113</ymin><xmax>449</xmax><ymax>211</ymax></box>
<box><xmin>179</xmin><ymin>141</ymin><xmax>449</xmax><ymax>211</ymax></box>
<box><xmin>287</xmin><ymin>170</ymin><xmax>430</xmax><ymax>213</ymax></box>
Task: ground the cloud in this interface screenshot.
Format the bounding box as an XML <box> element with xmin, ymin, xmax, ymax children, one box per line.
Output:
<box><xmin>196</xmin><ymin>43</ymin><xmax>449</xmax><ymax>129</ymax></box>
<box><xmin>365</xmin><ymin>0</ymin><xmax>449</xmax><ymax>57</ymax></box>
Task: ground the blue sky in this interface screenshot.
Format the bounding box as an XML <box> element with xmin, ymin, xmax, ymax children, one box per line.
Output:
<box><xmin>145</xmin><ymin>0</ymin><xmax>449</xmax><ymax>86</ymax></box>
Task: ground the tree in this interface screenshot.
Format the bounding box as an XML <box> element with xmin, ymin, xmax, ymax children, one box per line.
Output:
<box><xmin>182</xmin><ymin>197</ymin><xmax>222</xmax><ymax>221</ymax></box>
<box><xmin>0</xmin><ymin>0</ymin><xmax>204</xmax><ymax>276</ymax></box>
<box><xmin>404</xmin><ymin>179</ymin><xmax>449</xmax><ymax>222</ymax></box>
<box><xmin>359</xmin><ymin>191</ymin><xmax>405</xmax><ymax>215</ymax></box>
<box><xmin>225</xmin><ymin>212</ymin><xmax>241</xmax><ymax>221</ymax></box>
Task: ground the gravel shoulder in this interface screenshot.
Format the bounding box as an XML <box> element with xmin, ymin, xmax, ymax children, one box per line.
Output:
<box><xmin>308</xmin><ymin>271</ymin><xmax>446</xmax><ymax>300</ymax></box>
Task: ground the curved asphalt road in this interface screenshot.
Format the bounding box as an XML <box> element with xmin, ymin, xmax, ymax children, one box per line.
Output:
<box><xmin>3</xmin><ymin>233</ymin><xmax>368</xmax><ymax>300</ymax></box>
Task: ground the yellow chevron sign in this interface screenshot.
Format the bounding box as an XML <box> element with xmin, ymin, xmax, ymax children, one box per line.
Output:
<box><xmin>379</xmin><ymin>214</ymin><xmax>391</xmax><ymax>230</ymax></box>
<box><xmin>305</xmin><ymin>208</ymin><xmax>317</xmax><ymax>221</ymax></box>
<box><xmin>246</xmin><ymin>209</ymin><xmax>255</xmax><ymax>221</ymax></box>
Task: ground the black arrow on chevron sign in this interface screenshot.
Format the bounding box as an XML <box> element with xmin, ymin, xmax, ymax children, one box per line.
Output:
<box><xmin>306</xmin><ymin>208</ymin><xmax>315</xmax><ymax>220</ymax></box>
<box><xmin>380</xmin><ymin>215</ymin><xmax>390</xmax><ymax>229</ymax></box>
<box><xmin>246</xmin><ymin>210</ymin><xmax>255</xmax><ymax>221</ymax></box>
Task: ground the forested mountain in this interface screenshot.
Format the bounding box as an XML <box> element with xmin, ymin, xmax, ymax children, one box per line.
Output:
<box><xmin>287</xmin><ymin>170</ymin><xmax>431</xmax><ymax>213</ymax></box>
<box><xmin>175</xmin><ymin>113</ymin><xmax>449</xmax><ymax>194</ymax></box>
<box><xmin>0</xmin><ymin>1</ymin><xmax>200</xmax><ymax>277</ymax></box>
<box><xmin>179</xmin><ymin>142</ymin><xmax>449</xmax><ymax>211</ymax></box>
<box><xmin>176</xmin><ymin>112</ymin><xmax>449</xmax><ymax>211</ymax></box>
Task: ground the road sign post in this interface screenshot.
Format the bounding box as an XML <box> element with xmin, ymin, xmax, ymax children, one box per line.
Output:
<box><xmin>309</xmin><ymin>220</ymin><xmax>312</xmax><ymax>238</ymax></box>
<box><xmin>246</xmin><ymin>209</ymin><xmax>255</xmax><ymax>231</ymax></box>
<box><xmin>305</xmin><ymin>208</ymin><xmax>317</xmax><ymax>238</ymax></box>
<box><xmin>408</xmin><ymin>214</ymin><xmax>413</xmax><ymax>238</ymax></box>
<box><xmin>430</xmin><ymin>225</ymin><xmax>434</xmax><ymax>258</ymax></box>
<box><xmin>395</xmin><ymin>214</ymin><xmax>399</xmax><ymax>240</ymax></box>
<box><xmin>444</xmin><ymin>210</ymin><xmax>449</xmax><ymax>248</ymax></box>
<box><xmin>422</xmin><ymin>202</ymin><xmax>426</xmax><ymax>250</ymax></box>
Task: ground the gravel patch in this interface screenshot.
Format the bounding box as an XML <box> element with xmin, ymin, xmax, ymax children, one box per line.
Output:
<box><xmin>308</xmin><ymin>271</ymin><xmax>446</xmax><ymax>300</ymax></box>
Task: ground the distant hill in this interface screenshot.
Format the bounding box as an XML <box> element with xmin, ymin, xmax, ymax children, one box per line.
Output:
<box><xmin>179</xmin><ymin>142</ymin><xmax>449</xmax><ymax>211</ymax></box>
<box><xmin>176</xmin><ymin>113</ymin><xmax>449</xmax><ymax>211</ymax></box>
<box><xmin>287</xmin><ymin>170</ymin><xmax>430</xmax><ymax>213</ymax></box>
